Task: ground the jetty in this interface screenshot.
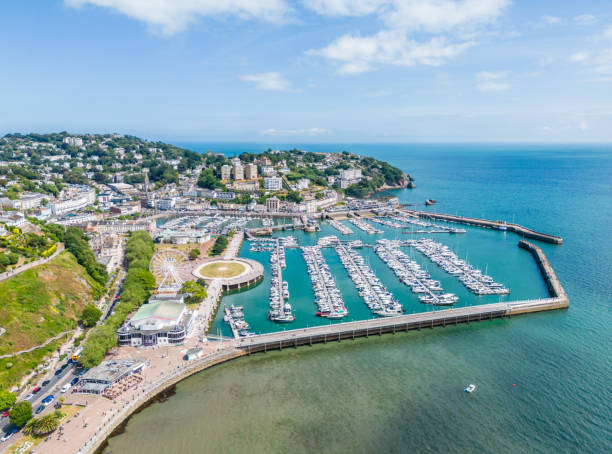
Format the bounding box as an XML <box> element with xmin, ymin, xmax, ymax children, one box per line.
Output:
<box><xmin>237</xmin><ymin>240</ymin><xmax>568</xmax><ymax>353</ymax></box>
<box><xmin>402</xmin><ymin>209</ymin><xmax>563</xmax><ymax>244</ymax></box>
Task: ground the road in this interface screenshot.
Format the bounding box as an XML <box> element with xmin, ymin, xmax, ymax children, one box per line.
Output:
<box><xmin>0</xmin><ymin>362</ymin><xmax>77</xmax><ymax>444</ymax></box>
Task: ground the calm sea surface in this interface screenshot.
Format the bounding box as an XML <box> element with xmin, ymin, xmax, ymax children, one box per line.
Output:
<box><xmin>104</xmin><ymin>144</ymin><xmax>612</xmax><ymax>453</ymax></box>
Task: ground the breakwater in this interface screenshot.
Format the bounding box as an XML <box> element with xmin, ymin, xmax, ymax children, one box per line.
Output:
<box><xmin>237</xmin><ymin>239</ymin><xmax>568</xmax><ymax>353</ymax></box>
<box><xmin>403</xmin><ymin>209</ymin><xmax>563</xmax><ymax>244</ymax></box>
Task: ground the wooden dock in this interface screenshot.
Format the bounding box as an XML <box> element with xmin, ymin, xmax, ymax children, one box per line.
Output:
<box><xmin>235</xmin><ymin>239</ymin><xmax>569</xmax><ymax>353</ymax></box>
<box><xmin>402</xmin><ymin>209</ymin><xmax>563</xmax><ymax>244</ymax></box>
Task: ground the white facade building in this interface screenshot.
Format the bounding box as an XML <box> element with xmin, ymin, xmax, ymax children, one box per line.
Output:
<box><xmin>264</xmin><ymin>177</ymin><xmax>283</xmax><ymax>191</ymax></box>
<box><xmin>245</xmin><ymin>163</ymin><xmax>257</xmax><ymax>180</ymax></box>
<box><xmin>221</xmin><ymin>165</ymin><xmax>232</xmax><ymax>181</ymax></box>
<box><xmin>63</xmin><ymin>136</ymin><xmax>83</xmax><ymax>147</ymax></box>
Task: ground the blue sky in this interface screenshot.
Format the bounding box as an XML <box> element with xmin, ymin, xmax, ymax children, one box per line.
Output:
<box><xmin>1</xmin><ymin>0</ymin><xmax>611</xmax><ymax>142</ymax></box>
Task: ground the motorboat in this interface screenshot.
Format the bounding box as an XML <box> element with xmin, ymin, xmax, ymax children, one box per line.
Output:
<box><xmin>464</xmin><ymin>384</ymin><xmax>476</xmax><ymax>393</ymax></box>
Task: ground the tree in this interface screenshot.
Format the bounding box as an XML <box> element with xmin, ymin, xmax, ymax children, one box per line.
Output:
<box><xmin>23</xmin><ymin>412</ymin><xmax>61</xmax><ymax>436</ymax></box>
<box><xmin>181</xmin><ymin>281</ymin><xmax>207</xmax><ymax>305</ymax></box>
<box><xmin>197</xmin><ymin>168</ymin><xmax>221</xmax><ymax>189</ymax></box>
<box><xmin>9</xmin><ymin>401</ymin><xmax>32</xmax><ymax>427</ymax></box>
<box><xmin>0</xmin><ymin>390</ymin><xmax>16</xmax><ymax>411</ymax></box>
<box><xmin>188</xmin><ymin>248</ymin><xmax>200</xmax><ymax>261</ymax></box>
<box><xmin>81</xmin><ymin>304</ymin><xmax>102</xmax><ymax>327</ymax></box>
<box><xmin>64</xmin><ymin>227</ymin><xmax>108</xmax><ymax>286</ymax></box>
<box><xmin>209</xmin><ymin>235</ymin><xmax>228</xmax><ymax>256</ymax></box>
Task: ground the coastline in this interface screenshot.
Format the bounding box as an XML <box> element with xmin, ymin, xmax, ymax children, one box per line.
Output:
<box><xmin>84</xmin><ymin>348</ymin><xmax>246</xmax><ymax>454</ymax></box>
<box><xmin>87</xmin><ymin>238</ymin><xmax>568</xmax><ymax>453</ymax></box>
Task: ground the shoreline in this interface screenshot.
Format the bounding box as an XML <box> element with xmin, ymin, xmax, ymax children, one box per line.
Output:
<box><xmin>83</xmin><ymin>348</ymin><xmax>246</xmax><ymax>454</ymax></box>
<box><xmin>85</xmin><ymin>239</ymin><xmax>568</xmax><ymax>453</ymax></box>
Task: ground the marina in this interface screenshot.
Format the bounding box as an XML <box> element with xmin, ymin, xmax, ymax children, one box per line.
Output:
<box><xmin>375</xmin><ymin>239</ymin><xmax>458</xmax><ymax>306</ymax></box>
<box><xmin>327</xmin><ymin>218</ymin><xmax>354</xmax><ymax>235</ymax></box>
<box><xmin>266</xmin><ymin>239</ymin><xmax>295</xmax><ymax>323</ymax></box>
<box><xmin>237</xmin><ymin>237</ymin><xmax>569</xmax><ymax>353</ymax></box>
<box><xmin>331</xmin><ymin>236</ymin><xmax>403</xmax><ymax>317</ymax></box>
<box><xmin>378</xmin><ymin>212</ymin><xmax>466</xmax><ymax>234</ymax></box>
<box><xmin>410</xmin><ymin>238</ymin><xmax>510</xmax><ymax>295</ymax></box>
<box><xmin>301</xmin><ymin>245</ymin><xmax>348</xmax><ymax>319</ymax></box>
<box><xmin>349</xmin><ymin>217</ymin><xmax>383</xmax><ymax>234</ymax></box>
<box><xmin>223</xmin><ymin>305</ymin><xmax>254</xmax><ymax>338</ymax></box>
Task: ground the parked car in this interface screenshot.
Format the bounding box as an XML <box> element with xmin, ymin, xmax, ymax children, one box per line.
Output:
<box><xmin>32</xmin><ymin>387</ymin><xmax>41</xmax><ymax>394</ymax></box>
<box><xmin>70</xmin><ymin>377</ymin><xmax>79</xmax><ymax>386</ymax></box>
<box><xmin>35</xmin><ymin>404</ymin><xmax>45</xmax><ymax>415</ymax></box>
<box><xmin>24</xmin><ymin>393</ymin><xmax>34</xmax><ymax>401</ymax></box>
<box><xmin>41</xmin><ymin>380</ymin><xmax>50</xmax><ymax>387</ymax></box>
<box><xmin>1</xmin><ymin>429</ymin><xmax>17</xmax><ymax>443</ymax></box>
<box><xmin>1</xmin><ymin>411</ymin><xmax>9</xmax><ymax>418</ymax></box>
<box><xmin>60</xmin><ymin>384</ymin><xmax>70</xmax><ymax>393</ymax></box>
<box><xmin>41</xmin><ymin>395</ymin><xmax>54</xmax><ymax>406</ymax></box>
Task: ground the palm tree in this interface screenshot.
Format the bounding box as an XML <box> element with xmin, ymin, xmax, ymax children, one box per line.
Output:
<box><xmin>34</xmin><ymin>413</ymin><xmax>60</xmax><ymax>435</ymax></box>
<box><xmin>22</xmin><ymin>413</ymin><xmax>60</xmax><ymax>436</ymax></box>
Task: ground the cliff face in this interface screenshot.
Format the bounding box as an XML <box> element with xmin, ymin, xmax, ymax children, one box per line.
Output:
<box><xmin>377</xmin><ymin>174</ymin><xmax>414</xmax><ymax>192</ymax></box>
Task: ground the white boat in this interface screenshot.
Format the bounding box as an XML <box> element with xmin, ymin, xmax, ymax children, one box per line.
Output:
<box><xmin>464</xmin><ymin>384</ymin><xmax>476</xmax><ymax>393</ymax></box>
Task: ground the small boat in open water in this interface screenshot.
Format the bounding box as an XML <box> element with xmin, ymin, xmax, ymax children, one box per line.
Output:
<box><xmin>464</xmin><ymin>384</ymin><xmax>476</xmax><ymax>393</ymax></box>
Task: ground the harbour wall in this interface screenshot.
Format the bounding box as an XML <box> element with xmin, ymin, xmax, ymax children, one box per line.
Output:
<box><xmin>403</xmin><ymin>209</ymin><xmax>563</xmax><ymax>244</ymax></box>
<box><xmin>237</xmin><ymin>239</ymin><xmax>569</xmax><ymax>354</ymax></box>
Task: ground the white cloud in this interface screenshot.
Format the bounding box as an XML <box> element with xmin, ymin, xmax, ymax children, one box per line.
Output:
<box><xmin>579</xmin><ymin>121</ymin><xmax>590</xmax><ymax>131</ymax></box>
<box><xmin>592</xmin><ymin>49</ymin><xmax>612</xmax><ymax>77</ymax></box>
<box><xmin>310</xmin><ymin>31</ymin><xmax>473</xmax><ymax>74</ymax></box>
<box><xmin>574</xmin><ymin>14</ymin><xmax>597</xmax><ymax>26</ymax></box>
<box><xmin>384</xmin><ymin>0</ymin><xmax>510</xmax><ymax>33</ymax></box>
<box><xmin>569</xmin><ymin>48</ymin><xmax>612</xmax><ymax>81</ymax></box>
<box><xmin>302</xmin><ymin>0</ymin><xmax>385</xmax><ymax>16</ymax></box>
<box><xmin>604</xmin><ymin>26</ymin><xmax>612</xmax><ymax>41</ymax></box>
<box><xmin>307</xmin><ymin>0</ymin><xmax>508</xmax><ymax>74</ymax></box>
<box><xmin>260</xmin><ymin>127</ymin><xmax>328</xmax><ymax>135</ymax></box>
<box><xmin>65</xmin><ymin>0</ymin><xmax>290</xmax><ymax>35</ymax></box>
<box><xmin>476</xmin><ymin>71</ymin><xmax>510</xmax><ymax>91</ymax></box>
<box><xmin>543</xmin><ymin>15</ymin><xmax>562</xmax><ymax>25</ymax></box>
<box><xmin>303</xmin><ymin>0</ymin><xmax>509</xmax><ymax>32</ymax></box>
<box><xmin>240</xmin><ymin>72</ymin><xmax>297</xmax><ymax>91</ymax></box>
<box><xmin>569</xmin><ymin>51</ymin><xmax>591</xmax><ymax>63</ymax></box>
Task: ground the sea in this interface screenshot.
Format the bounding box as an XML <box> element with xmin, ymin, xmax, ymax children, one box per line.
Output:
<box><xmin>102</xmin><ymin>144</ymin><xmax>612</xmax><ymax>453</ymax></box>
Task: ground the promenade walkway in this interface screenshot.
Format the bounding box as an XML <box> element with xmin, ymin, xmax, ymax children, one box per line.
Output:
<box><xmin>0</xmin><ymin>243</ymin><xmax>65</xmax><ymax>282</ymax></box>
<box><xmin>0</xmin><ymin>330</ymin><xmax>72</xmax><ymax>359</ymax></box>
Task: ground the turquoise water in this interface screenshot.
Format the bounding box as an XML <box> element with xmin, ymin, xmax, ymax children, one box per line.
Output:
<box><xmin>103</xmin><ymin>144</ymin><xmax>612</xmax><ymax>453</ymax></box>
<box><xmin>210</xmin><ymin>221</ymin><xmax>548</xmax><ymax>337</ymax></box>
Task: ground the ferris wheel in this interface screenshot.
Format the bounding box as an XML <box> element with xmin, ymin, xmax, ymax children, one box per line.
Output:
<box><xmin>149</xmin><ymin>249</ymin><xmax>188</xmax><ymax>291</ymax></box>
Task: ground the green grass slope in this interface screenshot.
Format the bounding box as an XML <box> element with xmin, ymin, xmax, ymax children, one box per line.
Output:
<box><xmin>0</xmin><ymin>251</ymin><xmax>103</xmax><ymax>357</ymax></box>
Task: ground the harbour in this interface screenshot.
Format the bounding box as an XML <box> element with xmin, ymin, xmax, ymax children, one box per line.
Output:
<box><xmin>237</xmin><ymin>239</ymin><xmax>568</xmax><ymax>353</ymax></box>
<box><xmin>99</xmin><ymin>145</ymin><xmax>610</xmax><ymax>454</ymax></box>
